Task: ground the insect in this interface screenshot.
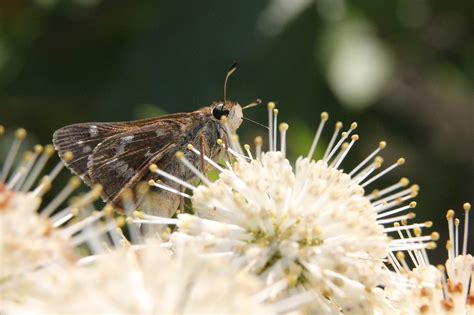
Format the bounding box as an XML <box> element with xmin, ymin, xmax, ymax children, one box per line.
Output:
<box><xmin>53</xmin><ymin>63</ymin><xmax>260</xmax><ymax>216</ymax></box>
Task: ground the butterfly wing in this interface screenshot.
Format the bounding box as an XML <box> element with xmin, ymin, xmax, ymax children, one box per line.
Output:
<box><xmin>53</xmin><ymin>122</ymin><xmax>131</xmax><ymax>182</ymax></box>
<box><xmin>52</xmin><ymin>114</ymin><xmax>191</xmax><ymax>182</ymax></box>
<box><xmin>87</xmin><ymin>124</ymin><xmax>182</xmax><ymax>203</ymax></box>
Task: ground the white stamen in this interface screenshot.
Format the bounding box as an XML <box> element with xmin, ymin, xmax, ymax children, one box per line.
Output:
<box><xmin>333</xmin><ymin>134</ymin><xmax>359</xmax><ymax>169</ymax></box>
<box><xmin>21</xmin><ymin>145</ymin><xmax>54</xmax><ymax>192</ymax></box>
<box><xmin>361</xmin><ymin>158</ymin><xmax>405</xmax><ymax>188</ymax></box>
<box><xmin>267</xmin><ymin>102</ymin><xmax>275</xmax><ymax>151</ymax></box>
<box><xmin>324</xmin><ymin>123</ymin><xmax>357</xmax><ymax>163</ymax></box>
<box><xmin>368</xmin><ymin>177</ymin><xmax>409</xmax><ymax>201</ymax></box>
<box><xmin>149</xmin><ymin>164</ymin><xmax>196</xmax><ymax>191</ymax></box>
<box><xmin>307</xmin><ymin>112</ymin><xmax>328</xmax><ymax>159</ymax></box>
<box><xmin>273</xmin><ymin>108</ymin><xmax>278</xmax><ymax>151</ymax></box>
<box><xmin>149</xmin><ymin>180</ymin><xmax>191</xmax><ymax>199</ymax></box>
<box><xmin>0</xmin><ymin>128</ymin><xmax>26</xmax><ymax>182</ymax></box>
<box><xmin>175</xmin><ymin>152</ymin><xmax>211</xmax><ymax>186</ymax></box>
<box><xmin>323</xmin><ymin>121</ymin><xmax>342</xmax><ymax>160</ymax></box>
<box><xmin>41</xmin><ymin>177</ymin><xmax>81</xmax><ymax>217</ymax></box>
<box><xmin>279</xmin><ymin>123</ymin><xmax>288</xmax><ymax>158</ymax></box>
<box><xmin>349</xmin><ymin>141</ymin><xmax>386</xmax><ymax>177</ymax></box>
<box><xmin>462</xmin><ymin>203</ymin><xmax>470</xmax><ymax>255</ymax></box>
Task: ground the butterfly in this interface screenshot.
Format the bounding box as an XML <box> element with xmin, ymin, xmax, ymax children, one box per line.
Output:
<box><xmin>52</xmin><ymin>63</ymin><xmax>261</xmax><ymax>216</ymax></box>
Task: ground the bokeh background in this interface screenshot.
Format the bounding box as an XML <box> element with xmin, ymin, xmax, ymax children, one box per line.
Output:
<box><xmin>0</xmin><ymin>0</ymin><xmax>472</xmax><ymax>263</ymax></box>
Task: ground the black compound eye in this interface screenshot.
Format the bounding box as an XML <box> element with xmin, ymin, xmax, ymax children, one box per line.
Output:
<box><xmin>212</xmin><ymin>106</ymin><xmax>230</xmax><ymax>120</ymax></box>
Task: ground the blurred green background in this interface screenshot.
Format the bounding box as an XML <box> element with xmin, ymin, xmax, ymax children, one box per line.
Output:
<box><xmin>0</xmin><ymin>0</ymin><xmax>472</xmax><ymax>263</ymax></box>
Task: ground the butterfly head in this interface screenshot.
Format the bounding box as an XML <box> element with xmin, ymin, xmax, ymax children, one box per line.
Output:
<box><xmin>211</xmin><ymin>101</ymin><xmax>243</xmax><ymax>131</ymax></box>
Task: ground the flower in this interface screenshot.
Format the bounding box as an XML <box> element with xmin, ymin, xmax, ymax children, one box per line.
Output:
<box><xmin>0</xmin><ymin>127</ymin><xmax>108</xmax><ymax>306</ymax></box>
<box><xmin>3</xmin><ymin>241</ymin><xmax>274</xmax><ymax>314</ymax></box>
<box><xmin>389</xmin><ymin>203</ymin><xmax>473</xmax><ymax>314</ymax></box>
<box><xmin>137</xmin><ymin>104</ymin><xmax>434</xmax><ymax>312</ymax></box>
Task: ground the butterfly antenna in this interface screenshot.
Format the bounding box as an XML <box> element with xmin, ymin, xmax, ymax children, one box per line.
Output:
<box><xmin>224</xmin><ymin>62</ymin><xmax>238</xmax><ymax>103</ymax></box>
<box><xmin>242</xmin><ymin>99</ymin><xmax>262</xmax><ymax>110</ymax></box>
<box><xmin>242</xmin><ymin>117</ymin><xmax>269</xmax><ymax>130</ymax></box>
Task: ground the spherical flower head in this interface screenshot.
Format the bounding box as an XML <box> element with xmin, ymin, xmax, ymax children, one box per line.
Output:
<box><xmin>172</xmin><ymin>151</ymin><xmax>395</xmax><ymax>312</ymax></box>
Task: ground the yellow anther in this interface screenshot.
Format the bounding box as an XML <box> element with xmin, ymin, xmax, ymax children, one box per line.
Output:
<box><xmin>427</xmin><ymin>242</ymin><xmax>437</xmax><ymax>250</ymax></box>
<box><xmin>187</xmin><ymin>144</ymin><xmax>194</xmax><ymax>150</ymax></box>
<box><xmin>341</xmin><ymin>142</ymin><xmax>349</xmax><ymax>150</ymax></box>
<box><xmin>409</xmin><ymin>201</ymin><xmax>417</xmax><ymax>208</ymax></box>
<box><xmin>350</xmin><ymin>122</ymin><xmax>357</xmax><ymax>130</ymax></box>
<box><xmin>335</xmin><ymin>121</ymin><xmax>343</xmax><ymax>129</ymax></box>
<box><xmin>341</xmin><ymin>132</ymin><xmax>348</xmax><ymax>138</ymax></box>
<box><xmin>320</xmin><ymin>112</ymin><xmax>329</xmax><ymax>121</ymax></box>
<box><xmin>431</xmin><ymin>232</ymin><xmax>440</xmax><ymax>241</ymax></box>
<box><xmin>149</xmin><ymin>164</ymin><xmax>158</xmax><ymax>172</ymax></box>
<box><xmin>216</xmin><ymin>138</ymin><xmax>224</xmax><ymax>145</ymax></box>
<box><xmin>70</xmin><ymin>207</ymin><xmax>80</xmax><ymax>216</ymax></box>
<box><xmin>103</xmin><ymin>204</ymin><xmax>114</xmax><ymax>217</ymax></box>
<box><xmin>273</xmin><ymin>108</ymin><xmax>279</xmax><ymax>116</ymax></box>
<box><xmin>397</xmin><ymin>158</ymin><xmax>405</xmax><ymax>165</ymax></box>
<box><xmin>68</xmin><ymin>176</ymin><xmax>81</xmax><ymax>189</ymax></box>
<box><xmin>148</xmin><ymin>179</ymin><xmax>155</xmax><ymax>186</ymax></box>
<box><xmin>63</xmin><ymin>151</ymin><xmax>74</xmax><ymax>162</ymax></box>
<box><xmin>446</xmin><ymin>210</ymin><xmax>455</xmax><ymax>219</ymax></box>
<box><xmin>374</xmin><ymin>156</ymin><xmax>384</xmax><ymax>164</ymax></box>
<box><xmin>351</xmin><ymin>134</ymin><xmax>359</xmax><ymax>141</ymax></box>
<box><xmin>411</xmin><ymin>184</ymin><xmax>420</xmax><ymax>192</ymax></box>
<box><xmin>407</xmin><ymin>212</ymin><xmax>416</xmax><ymax>219</ymax></box>
<box><xmin>396</xmin><ymin>251</ymin><xmax>405</xmax><ymax>261</ymax></box>
<box><xmin>15</xmin><ymin>128</ymin><xmax>27</xmax><ymax>140</ymax></box>
<box><xmin>414</xmin><ymin>227</ymin><xmax>422</xmax><ymax>236</ymax></box>
<box><xmin>455</xmin><ymin>218</ymin><xmax>460</xmax><ymax>226</ymax></box>
<box><xmin>267</xmin><ymin>102</ymin><xmax>275</xmax><ymax>110</ymax></box>
<box><xmin>279</xmin><ymin>123</ymin><xmax>289</xmax><ymax>131</ymax></box>
<box><xmin>115</xmin><ymin>217</ymin><xmax>126</xmax><ymax>228</ymax></box>
<box><xmin>133</xmin><ymin>210</ymin><xmax>145</xmax><ymax>219</ymax></box>
<box><xmin>463</xmin><ymin>202</ymin><xmax>471</xmax><ymax>212</ymax></box>
<box><xmin>44</xmin><ymin>144</ymin><xmax>55</xmax><ymax>156</ymax></box>
<box><xmin>34</xmin><ymin>144</ymin><xmax>43</xmax><ymax>154</ymax></box>
<box><xmin>244</xmin><ymin>144</ymin><xmax>250</xmax><ymax>150</ymax></box>
<box><xmin>394</xmin><ymin>222</ymin><xmax>400</xmax><ymax>227</ymax></box>
<box><xmin>446</xmin><ymin>240</ymin><xmax>452</xmax><ymax>250</ymax></box>
<box><xmin>254</xmin><ymin>136</ymin><xmax>263</xmax><ymax>145</ymax></box>
<box><xmin>126</xmin><ymin>217</ymin><xmax>133</xmax><ymax>224</ymax></box>
<box><xmin>424</xmin><ymin>221</ymin><xmax>433</xmax><ymax>228</ymax></box>
<box><xmin>175</xmin><ymin>151</ymin><xmax>184</xmax><ymax>159</ymax></box>
<box><xmin>399</xmin><ymin>177</ymin><xmax>410</xmax><ymax>186</ymax></box>
<box><xmin>378</xmin><ymin>141</ymin><xmax>386</xmax><ymax>149</ymax></box>
<box><xmin>92</xmin><ymin>184</ymin><xmax>103</xmax><ymax>196</ymax></box>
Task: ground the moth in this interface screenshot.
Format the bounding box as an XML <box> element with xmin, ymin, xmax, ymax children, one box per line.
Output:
<box><xmin>53</xmin><ymin>63</ymin><xmax>260</xmax><ymax>217</ymax></box>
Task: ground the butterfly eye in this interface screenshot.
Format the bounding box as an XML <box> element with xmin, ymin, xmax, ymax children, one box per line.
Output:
<box><xmin>212</xmin><ymin>106</ymin><xmax>230</xmax><ymax>120</ymax></box>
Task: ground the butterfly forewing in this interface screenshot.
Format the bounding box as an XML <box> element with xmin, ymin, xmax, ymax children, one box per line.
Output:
<box><xmin>53</xmin><ymin>122</ymin><xmax>134</xmax><ymax>182</ymax></box>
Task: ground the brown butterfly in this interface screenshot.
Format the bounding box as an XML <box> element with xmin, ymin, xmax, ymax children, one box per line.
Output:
<box><xmin>53</xmin><ymin>63</ymin><xmax>260</xmax><ymax>216</ymax></box>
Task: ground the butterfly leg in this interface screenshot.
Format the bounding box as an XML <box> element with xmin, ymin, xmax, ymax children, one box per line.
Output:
<box><xmin>178</xmin><ymin>185</ymin><xmax>185</xmax><ymax>214</ymax></box>
<box><xmin>200</xmin><ymin>134</ymin><xmax>206</xmax><ymax>174</ymax></box>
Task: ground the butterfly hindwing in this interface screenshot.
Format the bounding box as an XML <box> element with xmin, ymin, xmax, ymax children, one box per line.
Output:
<box><xmin>87</xmin><ymin>125</ymin><xmax>180</xmax><ymax>203</ymax></box>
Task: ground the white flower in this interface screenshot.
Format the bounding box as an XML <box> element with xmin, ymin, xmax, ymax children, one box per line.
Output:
<box><xmin>3</xmin><ymin>241</ymin><xmax>274</xmax><ymax>314</ymax></box>
<box><xmin>139</xmin><ymin>105</ymin><xmax>434</xmax><ymax>312</ymax></box>
<box><xmin>0</xmin><ymin>190</ymin><xmax>73</xmax><ymax>288</ymax></box>
<box><xmin>389</xmin><ymin>203</ymin><xmax>473</xmax><ymax>314</ymax></box>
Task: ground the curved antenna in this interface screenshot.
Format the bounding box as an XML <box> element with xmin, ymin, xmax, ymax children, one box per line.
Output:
<box><xmin>224</xmin><ymin>62</ymin><xmax>238</xmax><ymax>103</ymax></box>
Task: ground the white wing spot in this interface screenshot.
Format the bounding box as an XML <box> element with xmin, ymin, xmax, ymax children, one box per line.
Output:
<box><xmin>156</xmin><ymin>130</ymin><xmax>165</xmax><ymax>137</ymax></box>
<box><xmin>115</xmin><ymin>135</ymin><xmax>134</xmax><ymax>156</ymax></box>
<box><xmin>82</xmin><ymin>145</ymin><xmax>92</xmax><ymax>153</ymax></box>
<box><xmin>89</xmin><ymin>125</ymin><xmax>98</xmax><ymax>137</ymax></box>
